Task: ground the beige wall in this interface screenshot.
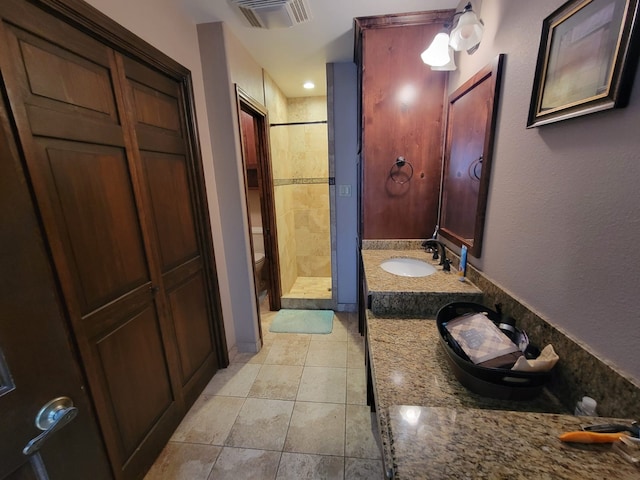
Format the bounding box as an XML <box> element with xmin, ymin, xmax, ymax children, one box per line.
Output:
<box><xmin>197</xmin><ymin>22</ymin><xmax>266</xmax><ymax>354</ymax></box>
<box><xmin>450</xmin><ymin>0</ymin><xmax>640</xmax><ymax>382</ymax></box>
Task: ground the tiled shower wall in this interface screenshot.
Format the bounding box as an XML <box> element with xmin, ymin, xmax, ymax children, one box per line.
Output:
<box><xmin>265</xmin><ymin>82</ymin><xmax>331</xmax><ymax>293</ymax></box>
<box><xmin>264</xmin><ymin>73</ymin><xmax>297</xmax><ymax>295</ymax></box>
<box><xmin>287</xmin><ymin>98</ymin><xmax>330</xmax><ymax>279</ymax></box>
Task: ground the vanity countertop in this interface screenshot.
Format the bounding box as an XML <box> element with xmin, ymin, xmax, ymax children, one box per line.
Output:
<box><xmin>361</xmin><ymin>249</ymin><xmax>481</xmax><ymax>295</ymax></box>
<box><xmin>362</xmin><ymin>249</ymin><xmax>482</xmax><ymax>317</ymax></box>
<box><xmin>366</xmin><ymin>314</ymin><xmax>638</xmax><ymax>479</ymax></box>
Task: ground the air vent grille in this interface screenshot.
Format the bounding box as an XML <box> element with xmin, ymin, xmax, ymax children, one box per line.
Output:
<box><xmin>237</xmin><ymin>6</ymin><xmax>263</xmax><ymax>28</ymax></box>
<box><xmin>230</xmin><ymin>0</ymin><xmax>311</xmax><ymax>28</ymax></box>
<box><xmin>288</xmin><ymin>0</ymin><xmax>309</xmax><ymax>23</ymax></box>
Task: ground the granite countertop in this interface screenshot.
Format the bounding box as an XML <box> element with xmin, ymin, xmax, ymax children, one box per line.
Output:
<box><xmin>388</xmin><ymin>406</ymin><xmax>639</xmax><ymax>479</ymax></box>
<box><xmin>361</xmin><ymin>249</ymin><xmax>480</xmax><ymax>295</ymax></box>
<box><xmin>362</xmin><ymin>249</ymin><xmax>483</xmax><ymax>317</ymax></box>
<box><xmin>366</xmin><ymin>314</ymin><xmax>638</xmax><ymax>479</ymax></box>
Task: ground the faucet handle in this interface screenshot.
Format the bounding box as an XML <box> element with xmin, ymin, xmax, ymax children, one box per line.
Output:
<box><xmin>421</xmin><ymin>240</ymin><xmax>439</xmax><ymax>260</ymax></box>
<box><xmin>442</xmin><ymin>258</ymin><xmax>451</xmax><ymax>272</ymax></box>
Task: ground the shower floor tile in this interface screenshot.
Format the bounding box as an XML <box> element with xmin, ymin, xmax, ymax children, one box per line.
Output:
<box><xmin>282</xmin><ymin>276</ymin><xmax>332</xmax><ymax>299</ymax></box>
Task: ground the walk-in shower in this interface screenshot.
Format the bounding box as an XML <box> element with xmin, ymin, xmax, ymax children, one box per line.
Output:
<box><xmin>270</xmin><ymin>96</ymin><xmax>332</xmax><ymax>309</ymax></box>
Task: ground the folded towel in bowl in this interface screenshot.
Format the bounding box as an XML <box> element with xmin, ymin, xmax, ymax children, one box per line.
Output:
<box><xmin>511</xmin><ymin>344</ymin><xmax>559</xmax><ymax>372</ymax></box>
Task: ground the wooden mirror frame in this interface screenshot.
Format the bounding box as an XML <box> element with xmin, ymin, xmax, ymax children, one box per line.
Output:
<box><xmin>439</xmin><ymin>54</ymin><xmax>504</xmax><ymax>257</ymax></box>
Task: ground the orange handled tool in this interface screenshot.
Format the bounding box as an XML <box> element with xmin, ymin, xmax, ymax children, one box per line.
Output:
<box><xmin>559</xmin><ymin>431</ymin><xmax>630</xmax><ymax>443</ymax></box>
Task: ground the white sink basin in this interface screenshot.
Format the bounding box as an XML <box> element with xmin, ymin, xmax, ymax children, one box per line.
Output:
<box><xmin>380</xmin><ymin>258</ymin><xmax>436</xmax><ymax>277</ymax></box>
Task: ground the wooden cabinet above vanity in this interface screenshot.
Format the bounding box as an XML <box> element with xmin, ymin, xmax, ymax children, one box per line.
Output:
<box><xmin>355</xmin><ymin>10</ymin><xmax>453</xmax><ymax>240</ymax></box>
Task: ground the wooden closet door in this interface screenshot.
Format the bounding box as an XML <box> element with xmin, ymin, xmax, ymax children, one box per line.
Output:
<box><xmin>117</xmin><ymin>55</ymin><xmax>220</xmax><ymax>407</ymax></box>
<box><xmin>0</xmin><ymin>1</ymin><xmax>182</xmax><ymax>478</ymax></box>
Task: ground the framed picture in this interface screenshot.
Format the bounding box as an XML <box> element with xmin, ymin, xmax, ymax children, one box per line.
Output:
<box><xmin>527</xmin><ymin>0</ymin><xmax>640</xmax><ymax>127</ymax></box>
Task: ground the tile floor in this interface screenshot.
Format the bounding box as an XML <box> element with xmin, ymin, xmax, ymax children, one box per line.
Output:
<box><xmin>144</xmin><ymin>304</ymin><xmax>383</xmax><ymax>480</ymax></box>
<box><xmin>282</xmin><ymin>276</ymin><xmax>333</xmax><ymax>299</ymax></box>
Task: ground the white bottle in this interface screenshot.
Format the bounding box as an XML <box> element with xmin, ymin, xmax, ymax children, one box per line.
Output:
<box><xmin>574</xmin><ymin>396</ymin><xmax>597</xmax><ymax>416</ymax></box>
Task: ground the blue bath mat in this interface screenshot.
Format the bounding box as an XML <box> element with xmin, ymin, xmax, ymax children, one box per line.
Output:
<box><xmin>269</xmin><ymin>309</ymin><xmax>333</xmax><ymax>334</ymax></box>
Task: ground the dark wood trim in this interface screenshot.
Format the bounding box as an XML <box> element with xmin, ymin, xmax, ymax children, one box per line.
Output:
<box><xmin>235</xmin><ymin>86</ymin><xmax>282</xmax><ymax>316</ymax></box>
<box><xmin>354</xmin><ymin>9</ymin><xmax>455</xmax><ymax>29</ymax></box>
<box><xmin>439</xmin><ymin>54</ymin><xmax>505</xmax><ymax>258</ymax></box>
<box><xmin>180</xmin><ymin>73</ymin><xmax>229</xmax><ymax>369</ymax></box>
<box><xmin>354</xmin><ymin>9</ymin><xmax>455</xmax><ymax>64</ymax></box>
<box><xmin>29</xmin><ymin>0</ymin><xmax>189</xmax><ymax>79</ymax></box>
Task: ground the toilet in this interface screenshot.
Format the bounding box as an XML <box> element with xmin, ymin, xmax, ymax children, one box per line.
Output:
<box><xmin>252</xmin><ymin>227</ymin><xmax>267</xmax><ymax>292</ymax></box>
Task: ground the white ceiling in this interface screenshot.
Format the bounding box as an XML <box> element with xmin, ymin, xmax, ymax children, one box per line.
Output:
<box><xmin>177</xmin><ymin>0</ymin><xmax>460</xmax><ymax>98</ymax></box>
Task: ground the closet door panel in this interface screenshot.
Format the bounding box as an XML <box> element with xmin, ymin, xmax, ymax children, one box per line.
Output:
<box><xmin>3</xmin><ymin>21</ymin><xmax>120</xmax><ymax>125</ymax></box>
<box><xmin>44</xmin><ymin>142</ymin><xmax>149</xmax><ymax>312</ymax></box>
<box><xmin>142</xmin><ymin>151</ymin><xmax>198</xmax><ymax>270</ymax></box>
<box><xmin>96</xmin><ymin>305</ymin><xmax>174</xmax><ymax>459</ymax></box>
<box><xmin>0</xmin><ymin>2</ymin><xmax>226</xmax><ymax>478</ymax></box>
<box><xmin>0</xmin><ymin>3</ymin><xmax>183</xmax><ymax>478</ymax></box>
<box><xmin>121</xmin><ymin>55</ymin><xmax>219</xmax><ymax>401</ymax></box>
<box><xmin>167</xmin><ymin>272</ymin><xmax>214</xmax><ymax>383</ymax></box>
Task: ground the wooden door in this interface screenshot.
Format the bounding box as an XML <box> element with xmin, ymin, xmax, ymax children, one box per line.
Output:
<box><xmin>0</xmin><ymin>1</ymin><xmax>224</xmax><ymax>478</ymax></box>
<box><xmin>0</xmin><ymin>80</ymin><xmax>112</xmax><ymax>480</ymax></box>
<box><xmin>118</xmin><ymin>56</ymin><xmax>220</xmax><ymax>408</ymax></box>
<box><xmin>236</xmin><ymin>88</ymin><xmax>282</xmax><ymax>312</ymax></box>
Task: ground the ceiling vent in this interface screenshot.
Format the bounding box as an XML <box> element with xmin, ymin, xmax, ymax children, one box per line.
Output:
<box><xmin>230</xmin><ymin>0</ymin><xmax>312</xmax><ymax>29</ymax></box>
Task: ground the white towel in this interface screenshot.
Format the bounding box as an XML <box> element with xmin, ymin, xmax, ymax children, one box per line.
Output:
<box><xmin>511</xmin><ymin>344</ymin><xmax>559</xmax><ymax>372</ymax></box>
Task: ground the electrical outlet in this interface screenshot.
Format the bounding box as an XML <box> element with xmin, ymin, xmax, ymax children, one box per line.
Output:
<box><xmin>338</xmin><ymin>184</ymin><xmax>352</xmax><ymax>197</ymax></box>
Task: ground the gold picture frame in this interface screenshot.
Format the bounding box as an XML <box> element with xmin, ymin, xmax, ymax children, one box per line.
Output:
<box><xmin>527</xmin><ymin>0</ymin><xmax>640</xmax><ymax>127</ymax></box>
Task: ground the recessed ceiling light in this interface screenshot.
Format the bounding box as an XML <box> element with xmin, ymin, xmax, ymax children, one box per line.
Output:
<box><xmin>303</xmin><ymin>82</ymin><xmax>315</xmax><ymax>89</ymax></box>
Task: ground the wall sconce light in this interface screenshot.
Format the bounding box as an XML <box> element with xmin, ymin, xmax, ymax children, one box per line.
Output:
<box><xmin>420</xmin><ymin>32</ymin><xmax>451</xmax><ymax>67</ymax></box>
<box><xmin>420</xmin><ymin>2</ymin><xmax>484</xmax><ymax>71</ymax></box>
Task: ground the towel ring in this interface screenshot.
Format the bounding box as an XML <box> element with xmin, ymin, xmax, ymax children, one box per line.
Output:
<box><xmin>390</xmin><ymin>157</ymin><xmax>414</xmax><ymax>185</ymax></box>
<box><xmin>468</xmin><ymin>155</ymin><xmax>483</xmax><ymax>181</ymax></box>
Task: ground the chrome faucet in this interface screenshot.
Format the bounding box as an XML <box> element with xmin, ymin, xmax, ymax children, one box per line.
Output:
<box><xmin>421</xmin><ymin>239</ymin><xmax>451</xmax><ymax>271</ymax></box>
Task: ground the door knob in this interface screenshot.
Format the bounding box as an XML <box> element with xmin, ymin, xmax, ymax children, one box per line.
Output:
<box><xmin>23</xmin><ymin>396</ymin><xmax>78</xmax><ymax>456</ymax></box>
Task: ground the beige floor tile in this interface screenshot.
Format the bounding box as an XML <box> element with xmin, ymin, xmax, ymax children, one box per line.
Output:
<box><xmin>261</xmin><ymin>330</ymin><xmax>277</xmax><ymax>347</ymax></box>
<box><xmin>270</xmin><ymin>332</ymin><xmax>312</xmax><ymax>344</ymax></box>
<box><xmin>311</xmin><ymin>316</ymin><xmax>347</xmax><ymax>342</ymax></box>
<box><xmin>347</xmin><ymin>336</ymin><xmax>365</xmax><ymax>369</ymax></box>
<box><xmin>284</xmin><ymin>402</ymin><xmax>345</xmax><ymax>456</ymax></box>
<box><xmin>249</xmin><ymin>364</ymin><xmax>304</xmax><ymax>400</ymax></box>
<box><xmin>202</xmin><ymin>363</ymin><xmax>261</xmax><ymax>397</ymax></box>
<box><xmin>346</xmin><ymin>368</ymin><xmax>367</xmax><ymax>406</ymax></box>
<box><xmin>305</xmin><ymin>341</ymin><xmax>347</xmax><ymax>367</ymax></box>
<box><xmin>208</xmin><ymin>447</ymin><xmax>280</xmax><ymax>480</ymax></box>
<box><xmin>171</xmin><ymin>395</ymin><xmax>244</xmax><ymax>445</ymax></box>
<box><xmin>276</xmin><ymin>452</ymin><xmax>344</xmax><ymax>480</ymax></box>
<box><xmin>297</xmin><ymin>366</ymin><xmax>346</xmax><ymax>403</ymax></box>
<box><xmin>232</xmin><ymin>344</ymin><xmax>271</xmax><ymax>364</ymax></box>
<box><xmin>346</xmin><ymin>328</ymin><xmax>363</xmax><ymax>345</ymax></box>
<box><xmin>264</xmin><ymin>341</ymin><xmax>309</xmax><ymax>366</ymax></box>
<box><xmin>144</xmin><ymin>442</ymin><xmax>220</xmax><ymax>480</ymax></box>
<box><xmin>345</xmin><ymin>405</ymin><xmax>381</xmax><ymax>460</ymax></box>
<box><xmin>225</xmin><ymin>397</ymin><xmax>294</xmax><ymax>451</ymax></box>
<box><xmin>344</xmin><ymin>457</ymin><xmax>385</xmax><ymax>479</ymax></box>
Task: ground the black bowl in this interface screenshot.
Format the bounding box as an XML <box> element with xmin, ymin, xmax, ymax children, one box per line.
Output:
<box><xmin>436</xmin><ymin>302</ymin><xmax>552</xmax><ymax>400</ymax></box>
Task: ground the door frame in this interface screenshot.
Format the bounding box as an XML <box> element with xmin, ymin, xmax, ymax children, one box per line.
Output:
<box><xmin>235</xmin><ymin>86</ymin><xmax>282</xmax><ymax>315</ymax></box>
